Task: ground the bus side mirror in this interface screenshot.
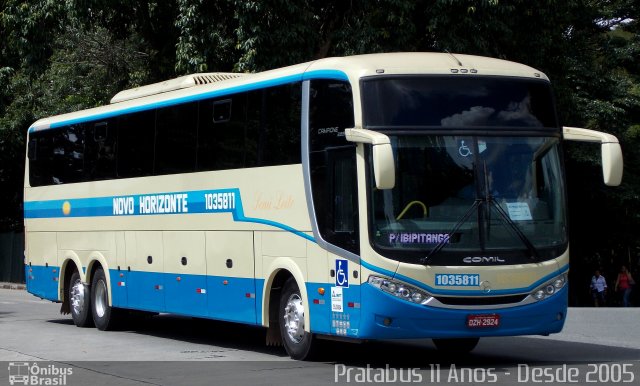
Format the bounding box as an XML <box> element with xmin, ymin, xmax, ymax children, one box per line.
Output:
<box><xmin>562</xmin><ymin>126</ymin><xmax>623</xmax><ymax>186</ymax></box>
<box><xmin>345</xmin><ymin>127</ymin><xmax>395</xmax><ymax>189</ymax></box>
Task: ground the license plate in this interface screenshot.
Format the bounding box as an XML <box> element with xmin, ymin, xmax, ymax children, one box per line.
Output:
<box><xmin>466</xmin><ymin>314</ymin><xmax>500</xmax><ymax>328</ymax></box>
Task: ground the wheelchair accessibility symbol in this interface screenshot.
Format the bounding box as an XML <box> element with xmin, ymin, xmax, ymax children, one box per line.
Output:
<box><xmin>459</xmin><ymin>140</ymin><xmax>472</xmax><ymax>157</ymax></box>
<box><xmin>335</xmin><ymin>259</ymin><xmax>349</xmax><ymax>287</ymax></box>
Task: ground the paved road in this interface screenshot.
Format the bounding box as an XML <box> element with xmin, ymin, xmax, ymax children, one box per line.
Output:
<box><xmin>1</xmin><ymin>288</ymin><xmax>639</xmax><ymax>385</ymax></box>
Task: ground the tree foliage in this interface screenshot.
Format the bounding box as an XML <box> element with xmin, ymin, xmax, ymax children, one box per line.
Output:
<box><xmin>1</xmin><ymin>0</ymin><xmax>639</xmax><ymax>303</ymax></box>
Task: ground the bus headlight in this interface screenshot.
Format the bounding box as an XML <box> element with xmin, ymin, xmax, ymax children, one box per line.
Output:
<box><xmin>368</xmin><ymin>275</ymin><xmax>432</xmax><ymax>304</ymax></box>
<box><xmin>530</xmin><ymin>274</ymin><xmax>567</xmax><ymax>302</ymax></box>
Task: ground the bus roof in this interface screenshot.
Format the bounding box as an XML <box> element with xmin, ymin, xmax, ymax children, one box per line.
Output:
<box><xmin>28</xmin><ymin>52</ymin><xmax>548</xmax><ymax>132</ymax></box>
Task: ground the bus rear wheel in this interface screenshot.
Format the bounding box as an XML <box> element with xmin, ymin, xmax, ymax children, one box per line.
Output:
<box><xmin>69</xmin><ymin>271</ymin><xmax>93</xmax><ymax>327</ymax></box>
<box><xmin>279</xmin><ymin>277</ymin><xmax>315</xmax><ymax>360</ymax></box>
<box><xmin>433</xmin><ymin>337</ymin><xmax>480</xmax><ymax>354</ymax></box>
<box><xmin>91</xmin><ymin>267</ymin><xmax>121</xmax><ymax>331</ymax></box>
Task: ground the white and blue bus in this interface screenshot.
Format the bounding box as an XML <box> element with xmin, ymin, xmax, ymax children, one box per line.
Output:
<box><xmin>23</xmin><ymin>53</ymin><xmax>623</xmax><ymax>359</ymax></box>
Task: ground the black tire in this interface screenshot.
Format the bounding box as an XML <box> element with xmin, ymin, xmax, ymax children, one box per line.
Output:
<box><xmin>68</xmin><ymin>271</ymin><xmax>93</xmax><ymax>327</ymax></box>
<box><xmin>279</xmin><ymin>277</ymin><xmax>315</xmax><ymax>360</ymax></box>
<box><xmin>90</xmin><ymin>267</ymin><xmax>121</xmax><ymax>331</ymax></box>
<box><xmin>433</xmin><ymin>337</ymin><xmax>480</xmax><ymax>355</ymax></box>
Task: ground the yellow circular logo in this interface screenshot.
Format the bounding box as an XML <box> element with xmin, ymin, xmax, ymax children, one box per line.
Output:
<box><xmin>62</xmin><ymin>201</ymin><xmax>71</xmax><ymax>216</ymax></box>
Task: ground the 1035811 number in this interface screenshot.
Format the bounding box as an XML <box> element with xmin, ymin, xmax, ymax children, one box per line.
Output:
<box><xmin>435</xmin><ymin>273</ymin><xmax>480</xmax><ymax>287</ymax></box>
<box><xmin>204</xmin><ymin>192</ymin><xmax>236</xmax><ymax>211</ymax></box>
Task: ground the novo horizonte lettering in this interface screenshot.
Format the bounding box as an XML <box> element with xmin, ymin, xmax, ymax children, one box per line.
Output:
<box><xmin>113</xmin><ymin>193</ymin><xmax>188</xmax><ymax>215</ymax></box>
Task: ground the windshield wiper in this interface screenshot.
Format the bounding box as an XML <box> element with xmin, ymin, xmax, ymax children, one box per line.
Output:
<box><xmin>420</xmin><ymin>198</ymin><xmax>482</xmax><ymax>265</ymax></box>
<box><xmin>480</xmin><ymin>155</ymin><xmax>539</xmax><ymax>262</ymax></box>
<box><xmin>419</xmin><ymin>196</ymin><xmax>540</xmax><ymax>265</ymax></box>
<box><xmin>487</xmin><ymin>196</ymin><xmax>540</xmax><ymax>262</ymax></box>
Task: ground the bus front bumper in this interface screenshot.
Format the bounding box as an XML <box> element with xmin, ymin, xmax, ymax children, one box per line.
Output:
<box><xmin>357</xmin><ymin>283</ymin><xmax>568</xmax><ymax>340</ymax></box>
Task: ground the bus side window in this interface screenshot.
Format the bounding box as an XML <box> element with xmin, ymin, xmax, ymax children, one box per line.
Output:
<box><xmin>28</xmin><ymin>131</ymin><xmax>51</xmax><ymax>187</ymax></box>
<box><xmin>258</xmin><ymin>83</ymin><xmax>302</xmax><ymax>167</ymax></box>
<box><xmin>116</xmin><ymin>110</ymin><xmax>155</xmax><ymax>178</ymax></box>
<box><xmin>84</xmin><ymin>120</ymin><xmax>117</xmax><ymax>181</ymax></box>
<box><xmin>156</xmin><ymin>102</ymin><xmax>198</xmax><ymax>175</ymax></box>
<box><xmin>48</xmin><ymin>124</ymin><xmax>85</xmax><ymax>184</ymax></box>
<box><xmin>198</xmin><ymin>93</ymin><xmax>253</xmax><ymax>171</ymax></box>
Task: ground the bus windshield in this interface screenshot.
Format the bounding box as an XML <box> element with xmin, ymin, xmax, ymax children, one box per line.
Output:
<box><xmin>368</xmin><ymin>135</ymin><xmax>567</xmax><ymax>264</ymax></box>
<box><xmin>361</xmin><ymin>76</ymin><xmax>558</xmax><ymax>130</ymax></box>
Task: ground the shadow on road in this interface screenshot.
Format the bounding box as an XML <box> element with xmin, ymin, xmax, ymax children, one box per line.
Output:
<box><xmin>47</xmin><ymin>313</ymin><xmax>640</xmax><ymax>367</ymax></box>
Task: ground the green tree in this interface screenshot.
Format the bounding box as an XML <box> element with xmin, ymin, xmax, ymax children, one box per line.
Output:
<box><xmin>175</xmin><ymin>0</ymin><xmax>237</xmax><ymax>74</ymax></box>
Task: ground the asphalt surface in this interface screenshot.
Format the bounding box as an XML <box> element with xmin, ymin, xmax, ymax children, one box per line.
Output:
<box><xmin>0</xmin><ymin>288</ymin><xmax>639</xmax><ymax>385</ymax></box>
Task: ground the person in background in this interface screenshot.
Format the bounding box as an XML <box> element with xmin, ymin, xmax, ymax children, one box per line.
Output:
<box><xmin>590</xmin><ymin>269</ymin><xmax>607</xmax><ymax>307</ymax></box>
<box><xmin>614</xmin><ymin>265</ymin><xmax>635</xmax><ymax>307</ymax></box>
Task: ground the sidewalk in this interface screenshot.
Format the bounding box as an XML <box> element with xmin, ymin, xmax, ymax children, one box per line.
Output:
<box><xmin>0</xmin><ymin>282</ymin><xmax>25</xmax><ymax>290</ymax></box>
<box><xmin>530</xmin><ymin>307</ymin><xmax>640</xmax><ymax>349</ymax></box>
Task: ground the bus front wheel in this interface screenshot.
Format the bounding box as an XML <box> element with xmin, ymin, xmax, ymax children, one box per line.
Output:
<box><xmin>433</xmin><ymin>337</ymin><xmax>480</xmax><ymax>354</ymax></box>
<box><xmin>69</xmin><ymin>271</ymin><xmax>93</xmax><ymax>327</ymax></box>
<box><xmin>279</xmin><ymin>277</ymin><xmax>315</xmax><ymax>360</ymax></box>
<box><xmin>91</xmin><ymin>267</ymin><xmax>120</xmax><ymax>331</ymax></box>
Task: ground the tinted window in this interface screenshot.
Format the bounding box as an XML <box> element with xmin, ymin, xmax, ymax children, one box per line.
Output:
<box><xmin>28</xmin><ymin>130</ymin><xmax>55</xmax><ymax>186</ymax></box>
<box><xmin>116</xmin><ymin>110</ymin><xmax>156</xmax><ymax>178</ymax></box>
<box><xmin>198</xmin><ymin>83</ymin><xmax>301</xmax><ymax>172</ymax></box>
<box><xmin>310</xmin><ymin>80</ymin><xmax>354</xmax><ymax>151</ymax></box>
<box><xmin>259</xmin><ymin>83</ymin><xmax>302</xmax><ymax>166</ymax></box>
<box><xmin>84</xmin><ymin>120</ymin><xmax>117</xmax><ymax>181</ymax></box>
<box><xmin>156</xmin><ymin>103</ymin><xmax>198</xmax><ymax>174</ymax></box>
<box><xmin>362</xmin><ymin>76</ymin><xmax>558</xmax><ymax>129</ymax></box>
<box><xmin>30</xmin><ymin>124</ymin><xmax>87</xmax><ymax>185</ymax></box>
<box><xmin>198</xmin><ymin>93</ymin><xmax>256</xmax><ymax>171</ymax></box>
<box><xmin>28</xmin><ymin>81</ymin><xmax>305</xmax><ymax>186</ymax></box>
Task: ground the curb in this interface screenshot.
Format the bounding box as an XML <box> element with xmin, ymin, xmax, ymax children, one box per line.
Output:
<box><xmin>0</xmin><ymin>282</ymin><xmax>26</xmax><ymax>290</ymax></box>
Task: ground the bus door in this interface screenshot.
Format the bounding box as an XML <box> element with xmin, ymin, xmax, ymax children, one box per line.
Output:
<box><xmin>326</xmin><ymin>147</ymin><xmax>361</xmax><ymax>338</ymax></box>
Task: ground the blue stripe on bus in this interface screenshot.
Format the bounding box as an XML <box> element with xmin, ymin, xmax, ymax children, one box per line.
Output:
<box><xmin>110</xmin><ymin>269</ymin><xmax>265</xmax><ymax>325</ymax></box>
<box><xmin>29</xmin><ymin>69</ymin><xmax>348</xmax><ymax>132</ymax></box>
<box><xmin>24</xmin><ymin>188</ymin><xmax>315</xmax><ymax>243</ymax></box>
<box><xmin>25</xmin><ymin>265</ymin><xmax>59</xmax><ymax>301</ymax></box>
<box><xmin>360</xmin><ymin>259</ymin><xmax>569</xmax><ymax>297</ymax></box>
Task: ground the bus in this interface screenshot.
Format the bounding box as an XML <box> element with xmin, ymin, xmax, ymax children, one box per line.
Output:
<box><xmin>8</xmin><ymin>362</ymin><xmax>30</xmax><ymax>385</ymax></box>
<box><xmin>23</xmin><ymin>53</ymin><xmax>623</xmax><ymax>359</ymax></box>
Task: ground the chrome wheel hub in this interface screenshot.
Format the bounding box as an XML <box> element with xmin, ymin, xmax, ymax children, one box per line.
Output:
<box><xmin>283</xmin><ymin>293</ymin><xmax>305</xmax><ymax>343</ymax></box>
<box><xmin>70</xmin><ymin>280</ymin><xmax>85</xmax><ymax>315</ymax></box>
<box><xmin>94</xmin><ymin>279</ymin><xmax>107</xmax><ymax>318</ymax></box>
